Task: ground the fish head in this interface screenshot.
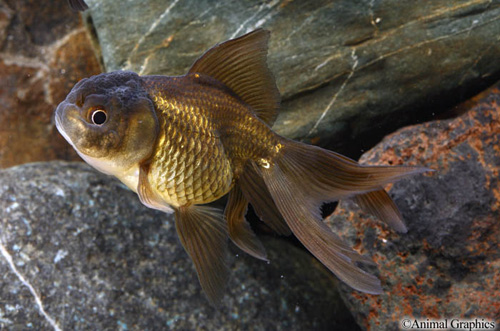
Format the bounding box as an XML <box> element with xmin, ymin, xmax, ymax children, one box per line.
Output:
<box><xmin>55</xmin><ymin>71</ymin><xmax>159</xmax><ymax>175</ymax></box>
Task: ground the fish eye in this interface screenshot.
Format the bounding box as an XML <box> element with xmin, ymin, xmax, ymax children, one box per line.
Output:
<box><xmin>90</xmin><ymin>109</ymin><xmax>107</xmax><ymax>125</ymax></box>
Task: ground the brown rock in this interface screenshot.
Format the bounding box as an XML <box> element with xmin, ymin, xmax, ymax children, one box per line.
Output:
<box><xmin>326</xmin><ymin>82</ymin><xmax>500</xmax><ymax>329</ymax></box>
<box><xmin>0</xmin><ymin>0</ymin><xmax>101</xmax><ymax>168</ymax></box>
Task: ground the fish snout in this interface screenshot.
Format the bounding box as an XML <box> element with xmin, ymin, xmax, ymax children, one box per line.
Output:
<box><xmin>55</xmin><ymin>101</ymin><xmax>83</xmax><ymax>137</ymax></box>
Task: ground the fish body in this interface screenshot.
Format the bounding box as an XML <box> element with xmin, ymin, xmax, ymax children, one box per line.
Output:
<box><xmin>142</xmin><ymin>74</ymin><xmax>279</xmax><ymax>208</ymax></box>
<box><xmin>55</xmin><ymin>30</ymin><xmax>428</xmax><ymax>304</ymax></box>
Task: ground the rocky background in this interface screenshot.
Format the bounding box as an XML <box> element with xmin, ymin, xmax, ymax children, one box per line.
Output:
<box><xmin>0</xmin><ymin>162</ymin><xmax>355</xmax><ymax>330</ymax></box>
<box><xmin>86</xmin><ymin>0</ymin><xmax>500</xmax><ymax>155</ymax></box>
<box><xmin>0</xmin><ymin>0</ymin><xmax>101</xmax><ymax>168</ymax></box>
<box><xmin>1</xmin><ymin>0</ymin><xmax>499</xmax><ymax>330</ymax></box>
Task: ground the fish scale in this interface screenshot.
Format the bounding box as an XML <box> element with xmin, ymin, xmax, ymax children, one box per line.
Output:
<box><xmin>147</xmin><ymin>83</ymin><xmax>233</xmax><ymax>207</ymax></box>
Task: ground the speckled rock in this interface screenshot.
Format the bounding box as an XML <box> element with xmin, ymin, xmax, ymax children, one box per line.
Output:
<box><xmin>84</xmin><ymin>0</ymin><xmax>500</xmax><ymax>154</ymax></box>
<box><xmin>326</xmin><ymin>83</ymin><xmax>500</xmax><ymax>329</ymax></box>
<box><xmin>0</xmin><ymin>0</ymin><xmax>101</xmax><ymax>168</ymax></box>
<box><xmin>0</xmin><ymin>162</ymin><xmax>359</xmax><ymax>330</ymax></box>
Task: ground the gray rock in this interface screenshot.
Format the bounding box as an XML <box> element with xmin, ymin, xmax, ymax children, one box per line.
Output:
<box><xmin>0</xmin><ymin>162</ymin><xmax>358</xmax><ymax>330</ymax></box>
<box><xmin>83</xmin><ymin>0</ymin><xmax>500</xmax><ymax>152</ymax></box>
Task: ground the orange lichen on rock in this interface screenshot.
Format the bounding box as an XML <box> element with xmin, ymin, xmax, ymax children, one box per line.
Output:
<box><xmin>328</xmin><ymin>81</ymin><xmax>500</xmax><ymax>329</ymax></box>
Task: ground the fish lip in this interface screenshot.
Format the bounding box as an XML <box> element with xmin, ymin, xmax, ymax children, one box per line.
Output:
<box><xmin>55</xmin><ymin>112</ymin><xmax>76</xmax><ymax>148</ymax></box>
<box><xmin>54</xmin><ymin>102</ymin><xmax>81</xmax><ymax>149</ymax></box>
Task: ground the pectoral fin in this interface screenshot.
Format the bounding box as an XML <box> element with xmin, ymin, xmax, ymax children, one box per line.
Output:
<box><xmin>175</xmin><ymin>205</ymin><xmax>229</xmax><ymax>305</ymax></box>
<box><xmin>137</xmin><ymin>164</ymin><xmax>173</xmax><ymax>213</ymax></box>
<box><xmin>225</xmin><ymin>185</ymin><xmax>267</xmax><ymax>261</ymax></box>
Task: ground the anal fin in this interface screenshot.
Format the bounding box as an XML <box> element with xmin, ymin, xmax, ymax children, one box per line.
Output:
<box><xmin>239</xmin><ymin>162</ymin><xmax>291</xmax><ymax>236</ymax></box>
<box><xmin>225</xmin><ymin>185</ymin><xmax>268</xmax><ymax>261</ymax></box>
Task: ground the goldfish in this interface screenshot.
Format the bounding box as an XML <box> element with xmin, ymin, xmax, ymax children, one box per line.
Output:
<box><xmin>55</xmin><ymin>29</ymin><xmax>428</xmax><ymax>304</ymax></box>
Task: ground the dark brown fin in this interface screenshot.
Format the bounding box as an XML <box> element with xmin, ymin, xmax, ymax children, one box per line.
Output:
<box><xmin>188</xmin><ymin>29</ymin><xmax>280</xmax><ymax>126</ymax></box>
<box><xmin>67</xmin><ymin>0</ymin><xmax>88</xmax><ymax>11</ymax></box>
<box><xmin>239</xmin><ymin>162</ymin><xmax>291</xmax><ymax>236</ymax></box>
<box><xmin>225</xmin><ymin>185</ymin><xmax>268</xmax><ymax>261</ymax></box>
<box><xmin>137</xmin><ymin>164</ymin><xmax>174</xmax><ymax>213</ymax></box>
<box><xmin>276</xmin><ymin>139</ymin><xmax>430</xmax><ymax>201</ymax></box>
<box><xmin>355</xmin><ymin>190</ymin><xmax>407</xmax><ymax>233</ymax></box>
<box><xmin>242</xmin><ymin>139</ymin><xmax>431</xmax><ymax>294</ymax></box>
<box><xmin>320</xmin><ymin>148</ymin><xmax>408</xmax><ymax>232</ymax></box>
<box><xmin>256</xmin><ymin>162</ymin><xmax>382</xmax><ymax>294</ymax></box>
<box><xmin>175</xmin><ymin>205</ymin><xmax>229</xmax><ymax>305</ymax></box>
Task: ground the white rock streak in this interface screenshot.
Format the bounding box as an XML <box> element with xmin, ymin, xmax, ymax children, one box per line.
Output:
<box><xmin>0</xmin><ymin>242</ymin><xmax>62</xmax><ymax>331</ymax></box>
<box><xmin>128</xmin><ymin>0</ymin><xmax>181</xmax><ymax>73</ymax></box>
<box><xmin>308</xmin><ymin>49</ymin><xmax>359</xmax><ymax>136</ymax></box>
<box><xmin>230</xmin><ymin>0</ymin><xmax>280</xmax><ymax>39</ymax></box>
<box><xmin>0</xmin><ymin>317</ymin><xmax>13</xmax><ymax>326</ymax></box>
<box><xmin>230</xmin><ymin>5</ymin><xmax>266</xmax><ymax>39</ymax></box>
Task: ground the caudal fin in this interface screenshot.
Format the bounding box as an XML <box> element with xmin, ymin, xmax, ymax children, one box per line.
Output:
<box><xmin>319</xmin><ymin>148</ymin><xmax>409</xmax><ymax>232</ymax></box>
<box><xmin>354</xmin><ymin>190</ymin><xmax>407</xmax><ymax>233</ymax></box>
<box><xmin>240</xmin><ymin>139</ymin><xmax>430</xmax><ymax>294</ymax></box>
<box><xmin>271</xmin><ymin>139</ymin><xmax>429</xmax><ymax>201</ymax></box>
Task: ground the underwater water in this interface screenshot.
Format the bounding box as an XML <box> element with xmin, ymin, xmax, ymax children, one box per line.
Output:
<box><xmin>0</xmin><ymin>0</ymin><xmax>499</xmax><ymax>330</ymax></box>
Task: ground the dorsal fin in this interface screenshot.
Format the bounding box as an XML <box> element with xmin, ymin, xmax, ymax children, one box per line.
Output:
<box><xmin>188</xmin><ymin>29</ymin><xmax>280</xmax><ymax>126</ymax></box>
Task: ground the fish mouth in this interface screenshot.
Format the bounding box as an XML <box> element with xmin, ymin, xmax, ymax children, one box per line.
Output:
<box><xmin>54</xmin><ymin>103</ymin><xmax>81</xmax><ymax>151</ymax></box>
